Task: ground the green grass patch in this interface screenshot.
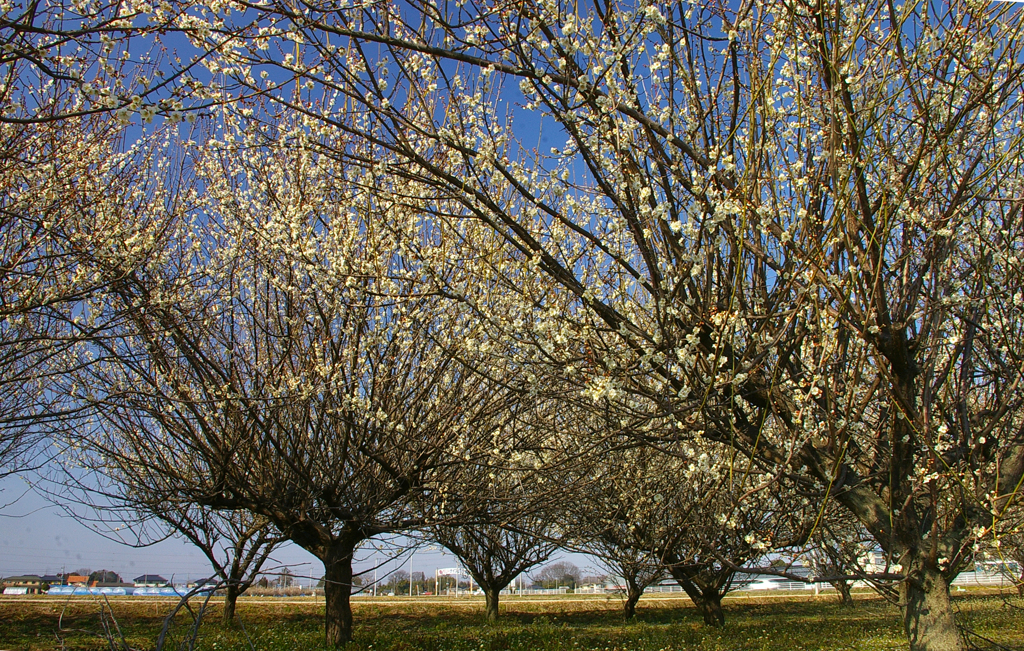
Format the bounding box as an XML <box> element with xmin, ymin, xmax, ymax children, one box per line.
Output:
<box><xmin>1</xmin><ymin>593</ymin><xmax>1021</xmax><ymax>650</ymax></box>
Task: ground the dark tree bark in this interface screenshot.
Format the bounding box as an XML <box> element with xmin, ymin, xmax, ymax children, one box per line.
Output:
<box><xmin>694</xmin><ymin>591</ymin><xmax>725</xmax><ymax>628</ymax></box>
<box><xmin>322</xmin><ymin>540</ymin><xmax>357</xmax><ymax>647</ymax></box>
<box><xmin>833</xmin><ymin>580</ymin><xmax>853</xmax><ymax>607</ymax></box>
<box><xmin>673</xmin><ymin>573</ymin><xmax>727</xmax><ymax>627</ymax></box>
<box><xmin>220</xmin><ymin>554</ymin><xmax>258</xmax><ymax>629</ymax></box>
<box><xmin>223</xmin><ymin>582</ymin><xmax>240</xmax><ymax>626</ymax></box>
<box><xmin>484</xmin><ymin>585</ymin><xmax>501</xmax><ymax>622</ymax></box>
<box><xmin>900</xmin><ymin>556</ymin><xmax>962</xmax><ymax>651</ymax></box>
<box><xmin>623</xmin><ymin>576</ymin><xmax>643</xmax><ymax>620</ymax></box>
<box><xmin>224</xmin><ymin>581</ymin><xmax>243</xmax><ymax>626</ymax></box>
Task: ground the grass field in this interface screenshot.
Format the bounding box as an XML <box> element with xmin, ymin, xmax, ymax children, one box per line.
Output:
<box><xmin>2</xmin><ymin>592</ymin><xmax>1022</xmax><ymax>650</ymax></box>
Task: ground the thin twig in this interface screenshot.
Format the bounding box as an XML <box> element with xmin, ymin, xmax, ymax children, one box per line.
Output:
<box><xmin>101</xmin><ymin>594</ymin><xmax>131</xmax><ymax>650</ymax></box>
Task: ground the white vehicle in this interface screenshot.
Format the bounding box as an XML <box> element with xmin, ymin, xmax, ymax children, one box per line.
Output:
<box><xmin>746</xmin><ymin>577</ymin><xmax>787</xmax><ymax>590</ymax></box>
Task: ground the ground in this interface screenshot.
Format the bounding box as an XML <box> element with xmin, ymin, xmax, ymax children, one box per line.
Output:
<box><xmin>1</xmin><ymin>591</ymin><xmax>1022</xmax><ymax>650</ymax></box>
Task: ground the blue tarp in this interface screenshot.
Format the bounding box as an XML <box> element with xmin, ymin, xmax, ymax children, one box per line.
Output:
<box><xmin>46</xmin><ymin>586</ymin><xmax>134</xmax><ymax>596</ymax></box>
<box><xmin>47</xmin><ymin>585</ymin><xmax>213</xmax><ymax>597</ymax></box>
<box><xmin>132</xmin><ymin>587</ymin><xmax>189</xmax><ymax>597</ymax></box>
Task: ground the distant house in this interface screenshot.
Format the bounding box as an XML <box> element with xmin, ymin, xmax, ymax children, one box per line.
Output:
<box><xmin>134</xmin><ymin>575</ymin><xmax>170</xmax><ymax>587</ymax></box>
<box><xmin>65</xmin><ymin>574</ymin><xmax>89</xmax><ymax>586</ymax></box>
<box><xmin>88</xmin><ymin>570</ymin><xmax>125</xmax><ymax>586</ymax></box>
<box><xmin>2</xmin><ymin>575</ymin><xmax>45</xmax><ymax>595</ymax></box>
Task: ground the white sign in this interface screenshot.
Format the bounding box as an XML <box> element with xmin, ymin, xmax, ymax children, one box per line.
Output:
<box><xmin>436</xmin><ymin>567</ymin><xmax>468</xmax><ymax>577</ymax></box>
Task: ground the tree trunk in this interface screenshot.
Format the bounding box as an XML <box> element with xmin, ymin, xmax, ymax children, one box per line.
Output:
<box><xmin>323</xmin><ymin>541</ymin><xmax>356</xmax><ymax>647</ymax></box>
<box><xmin>223</xmin><ymin>582</ymin><xmax>240</xmax><ymax>627</ymax></box>
<box><xmin>900</xmin><ymin>559</ymin><xmax>963</xmax><ymax>651</ymax></box>
<box><xmin>695</xmin><ymin>591</ymin><xmax>725</xmax><ymax>627</ymax></box>
<box><xmin>673</xmin><ymin>574</ymin><xmax>725</xmax><ymax>627</ymax></box>
<box><xmin>833</xmin><ymin>580</ymin><xmax>853</xmax><ymax>606</ymax></box>
<box><xmin>624</xmin><ymin>583</ymin><xmax>642</xmax><ymax>620</ymax></box>
<box><xmin>484</xmin><ymin>585</ymin><xmax>500</xmax><ymax>622</ymax></box>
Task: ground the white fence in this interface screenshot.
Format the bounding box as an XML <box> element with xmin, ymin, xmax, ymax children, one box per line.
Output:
<box><xmin>459</xmin><ymin>571</ymin><xmax>1015</xmax><ymax>598</ymax></box>
<box><xmin>508</xmin><ymin>587</ymin><xmax>569</xmax><ymax>596</ymax></box>
<box><xmin>738</xmin><ymin>581</ymin><xmax>826</xmax><ymax>592</ymax></box>
<box><xmin>575</xmin><ymin>582</ymin><xmax>829</xmax><ymax>595</ymax></box>
<box><xmin>643</xmin><ymin>584</ymin><xmax>685</xmax><ymax>593</ymax></box>
<box><xmin>580</xmin><ymin>571</ymin><xmax>1016</xmax><ymax>597</ymax></box>
<box><xmin>950</xmin><ymin>571</ymin><xmax>1017</xmax><ymax>588</ymax></box>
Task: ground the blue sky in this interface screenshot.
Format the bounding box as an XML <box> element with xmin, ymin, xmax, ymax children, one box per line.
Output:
<box><xmin>0</xmin><ymin>475</ymin><xmax>595</xmax><ymax>587</ymax></box>
<box><xmin>1</xmin><ymin>474</ymin><xmax>317</xmax><ymax>584</ymax></box>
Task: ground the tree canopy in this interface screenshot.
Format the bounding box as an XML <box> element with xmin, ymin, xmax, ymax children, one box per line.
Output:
<box><xmin>4</xmin><ymin>1</ymin><xmax>1024</xmax><ymax>649</ymax></box>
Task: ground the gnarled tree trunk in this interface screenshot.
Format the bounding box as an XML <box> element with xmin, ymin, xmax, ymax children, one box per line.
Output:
<box><xmin>900</xmin><ymin>556</ymin><xmax>962</xmax><ymax>651</ymax></box>
<box><xmin>222</xmin><ymin>582</ymin><xmax>240</xmax><ymax>626</ymax></box>
<box><xmin>832</xmin><ymin>580</ymin><xmax>853</xmax><ymax>606</ymax></box>
<box><xmin>674</xmin><ymin>575</ymin><xmax>726</xmax><ymax>627</ymax></box>
<box><xmin>484</xmin><ymin>585</ymin><xmax>501</xmax><ymax>622</ymax></box>
<box><xmin>695</xmin><ymin>591</ymin><xmax>724</xmax><ymax>627</ymax></box>
<box><xmin>623</xmin><ymin>578</ymin><xmax>642</xmax><ymax>620</ymax></box>
<box><xmin>322</xmin><ymin>540</ymin><xmax>356</xmax><ymax>647</ymax></box>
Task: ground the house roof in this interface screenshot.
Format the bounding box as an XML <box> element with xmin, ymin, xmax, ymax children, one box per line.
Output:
<box><xmin>2</xmin><ymin>575</ymin><xmax>42</xmax><ymax>582</ymax></box>
<box><xmin>134</xmin><ymin>574</ymin><xmax>168</xmax><ymax>583</ymax></box>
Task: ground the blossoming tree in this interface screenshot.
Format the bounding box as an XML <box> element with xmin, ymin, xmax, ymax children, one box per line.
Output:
<box><xmin>194</xmin><ymin>1</ymin><xmax>1024</xmax><ymax>648</ymax></box>
<box><xmin>58</xmin><ymin>121</ymin><xmax>523</xmax><ymax>646</ymax></box>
